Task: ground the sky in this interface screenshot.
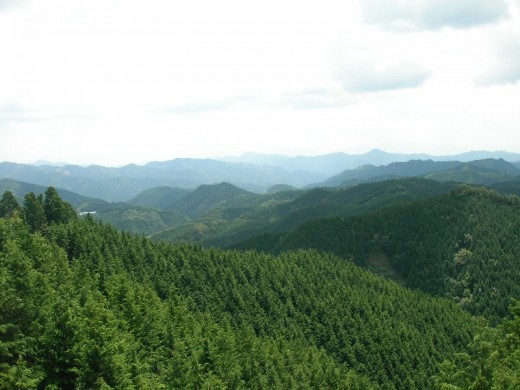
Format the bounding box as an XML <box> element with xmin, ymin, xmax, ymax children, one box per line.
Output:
<box><xmin>0</xmin><ymin>0</ymin><xmax>519</xmax><ymax>166</ymax></box>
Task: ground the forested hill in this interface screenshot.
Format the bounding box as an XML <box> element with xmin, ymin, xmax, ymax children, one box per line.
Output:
<box><xmin>233</xmin><ymin>185</ymin><xmax>520</xmax><ymax>324</ymax></box>
<box><xmin>0</xmin><ymin>188</ymin><xmax>484</xmax><ymax>388</ymax></box>
<box><xmin>151</xmin><ymin>178</ymin><xmax>457</xmax><ymax>247</ymax></box>
<box><xmin>318</xmin><ymin>158</ymin><xmax>520</xmax><ymax>188</ymax></box>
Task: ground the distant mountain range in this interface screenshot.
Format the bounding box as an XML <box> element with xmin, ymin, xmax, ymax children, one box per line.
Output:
<box><xmin>318</xmin><ymin>158</ymin><xmax>520</xmax><ymax>188</ymax></box>
<box><xmin>0</xmin><ymin>159</ymin><xmax>326</xmax><ymax>201</ymax></box>
<box><xmin>220</xmin><ymin>149</ymin><xmax>520</xmax><ymax>175</ymax></box>
<box><xmin>1</xmin><ymin>150</ymin><xmax>520</xmax><ymax>202</ymax></box>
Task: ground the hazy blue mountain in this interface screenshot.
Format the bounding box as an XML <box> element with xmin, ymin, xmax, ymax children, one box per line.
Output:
<box><xmin>219</xmin><ymin>152</ymin><xmax>290</xmax><ymax>166</ymax></box>
<box><xmin>31</xmin><ymin>160</ymin><xmax>69</xmax><ymax>166</ymax></box>
<box><xmin>128</xmin><ymin>186</ymin><xmax>192</xmax><ymax>209</ymax></box>
<box><xmin>319</xmin><ymin>159</ymin><xmax>520</xmax><ymax>188</ymax></box>
<box><xmin>320</xmin><ymin>160</ymin><xmax>461</xmax><ymax>187</ymax></box>
<box><xmin>3</xmin><ymin>151</ymin><xmax>519</xmax><ymax>202</ymax></box>
<box><xmin>442</xmin><ymin>150</ymin><xmax>520</xmax><ymax>162</ymax></box>
<box><xmin>424</xmin><ymin>160</ymin><xmax>520</xmax><ymax>185</ymax></box>
<box><xmin>0</xmin><ymin>159</ymin><xmax>326</xmax><ymax>201</ymax></box>
<box><xmin>219</xmin><ymin>149</ymin><xmax>520</xmax><ymax>176</ymax></box>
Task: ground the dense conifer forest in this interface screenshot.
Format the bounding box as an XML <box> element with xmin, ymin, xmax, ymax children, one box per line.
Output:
<box><xmin>1</xmin><ymin>187</ymin><xmax>519</xmax><ymax>388</ymax></box>
<box><xmin>234</xmin><ymin>186</ymin><xmax>520</xmax><ymax>324</ymax></box>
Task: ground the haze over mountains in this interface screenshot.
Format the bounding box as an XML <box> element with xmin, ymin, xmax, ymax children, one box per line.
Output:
<box><xmin>2</xmin><ymin>149</ymin><xmax>520</xmax><ymax>239</ymax></box>
<box><xmin>2</xmin><ymin>149</ymin><xmax>520</xmax><ymax>202</ymax></box>
<box><xmin>221</xmin><ymin>149</ymin><xmax>520</xmax><ymax>175</ymax></box>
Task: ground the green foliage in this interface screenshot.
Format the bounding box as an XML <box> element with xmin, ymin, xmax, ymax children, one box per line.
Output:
<box><xmin>153</xmin><ymin>178</ymin><xmax>456</xmax><ymax>247</ymax></box>
<box><xmin>166</xmin><ymin>182</ymin><xmax>260</xmax><ymax>218</ymax></box>
<box><xmin>435</xmin><ymin>300</ymin><xmax>520</xmax><ymax>389</ymax></box>
<box><xmin>0</xmin><ymin>191</ymin><xmax>20</xmax><ymax>219</ymax></box>
<box><xmin>128</xmin><ymin>186</ymin><xmax>191</xmax><ymax>209</ymax></box>
<box><xmin>43</xmin><ymin>186</ymin><xmax>77</xmax><ymax>225</ymax></box>
<box><xmin>96</xmin><ymin>206</ymin><xmax>187</xmax><ymax>235</ymax></box>
<box><xmin>0</xmin><ymin>189</ymin><xmax>480</xmax><ymax>388</ymax></box>
<box><xmin>235</xmin><ymin>185</ymin><xmax>520</xmax><ymax>324</ymax></box>
<box><xmin>22</xmin><ymin>192</ymin><xmax>45</xmax><ymax>232</ymax></box>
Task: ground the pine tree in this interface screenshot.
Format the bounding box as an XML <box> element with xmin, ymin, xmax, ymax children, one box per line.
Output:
<box><xmin>22</xmin><ymin>192</ymin><xmax>46</xmax><ymax>232</ymax></box>
<box><xmin>0</xmin><ymin>191</ymin><xmax>20</xmax><ymax>219</ymax></box>
<box><xmin>43</xmin><ymin>187</ymin><xmax>76</xmax><ymax>224</ymax></box>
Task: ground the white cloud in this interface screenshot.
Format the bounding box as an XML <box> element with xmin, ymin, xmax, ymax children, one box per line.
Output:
<box><xmin>0</xmin><ymin>0</ymin><xmax>28</xmax><ymax>10</ymax></box>
<box><xmin>331</xmin><ymin>43</ymin><xmax>431</xmax><ymax>92</ymax></box>
<box><xmin>277</xmin><ymin>87</ymin><xmax>355</xmax><ymax>110</ymax></box>
<box><xmin>334</xmin><ymin>59</ymin><xmax>431</xmax><ymax>93</ymax></box>
<box><xmin>477</xmin><ymin>40</ymin><xmax>520</xmax><ymax>85</ymax></box>
<box><xmin>360</xmin><ymin>0</ymin><xmax>509</xmax><ymax>31</ymax></box>
<box><xmin>0</xmin><ymin>0</ymin><xmax>519</xmax><ymax>165</ymax></box>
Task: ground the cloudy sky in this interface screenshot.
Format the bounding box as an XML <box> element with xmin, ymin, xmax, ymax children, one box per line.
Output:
<box><xmin>1</xmin><ymin>0</ymin><xmax>519</xmax><ymax>166</ymax></box>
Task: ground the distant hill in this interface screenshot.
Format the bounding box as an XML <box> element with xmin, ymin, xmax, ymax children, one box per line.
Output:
<box><xmin>128</xmin><ymin>186</ymin><xmax>192</xmax><ymax>209</ymax></box>
<box><xmin>0</xmin><ymin>178</ymin><xmax>187</xmax><ymax>235</ymax></box>
<box><xmin>490</xmin><ymin>178</ymin><xmax>520</xmax><ymax>196</ymax></box>
<box><xmin>319</xmin><ymin>160</ymin><xmax>461</xmax><ymax>187</ymax></box>
<box><xmin>152</xmin><ymin>178</ymin><xmax>457</xmax><ymax>247</ymax></box>
<box><xmin>3</xmin><ymin>151</ymin><xmax>519</xmax><ymax>201</ymax></box>
<box><xmin>220</xmin><ymin>149</ymin><xmax>520</xmax><ymax>175</ymax></box>
<box><xmin>265</xmin><ymin>184</ymin><xmax>298</xmax><ymax>194</ymax></box>
<box><xmin>424</xmin><ymin>160</ymin><xmax>520</xmax><ymax>185</ymax></box>
<box><xmin>0</xmin><ymin>159</ymin><xmax>325</xmax><ymax>201</ymax></box>
<box><xmin>233</xmin><ymin>186</ymin><xmax>520</xmax><ymax>323</ymax></box>
<box><xmin>318</xmin><ymin>158</ymin><xmax>520</xmax><ymax>188</ymax></box>
<box><xmin>167</xmin><ymin>182</ymin><xmax>261</xmax><ymax>218</ymax></box>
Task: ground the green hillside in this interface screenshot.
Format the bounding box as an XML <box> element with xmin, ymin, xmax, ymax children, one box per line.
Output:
<box><xmin>424</xmin><ymin>161</ymin><xmax>518</xmax><ymax>184</ymax></box>
<box><xmin>490</xmin><ymin>177</ymin><xmax>520</xmax><ymax>196</ymax></box>
<box><xmin>128</xmin><ymin>186</ymin><xmax>192</xmax><ymax>209</ymax></box>
<box><xmin>166</xmin><ymin>182</ymin><xmax>261</xmax><ymax>218</ymax></box>
<box><xmin>152</xmin><ymin>178</ymin><xmax>456</xmax><ymax>247</ymax></box>
<box><xmin>0</xmin><ymin>193</ymin><xmax>479</xmax><ymax>388</ymax></box>
<box><xmin>234</xmin><ymin>186</ymin><xmax>520</xmax><ymax>324</ymax></box>
<box><xmin>95</xmin><ymin>205</ymin><xmax>188</xmax><ymax>235</ymax></box>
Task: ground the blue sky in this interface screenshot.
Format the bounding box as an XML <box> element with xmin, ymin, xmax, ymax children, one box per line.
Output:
<box><xmin>1</xmin><ymin>0</ymin><xmax>519</xmax><ymax>166</ymax></box>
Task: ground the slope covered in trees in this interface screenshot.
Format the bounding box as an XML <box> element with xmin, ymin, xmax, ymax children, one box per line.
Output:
<box><xmin>127</xmin><ymin>186</ymin><xmax>192</xmax><ymax>209</ymax></box>
<box><xmin>0</xmin><ymin>189</ymin><xmax>479</xmax><ymax>389</ymax></box>
<box><xmin>234</xmin><ymin>186</ymin><xmax>520</xmax><ymax>324</ymax></box>
<box><xmin>435</xmin><ymin>300</ymin><xmax>520</xmax><ymax>388</ymax></box>
<box><xmin>152</xmin><ymin>178</ymin><xmax>457</xmax><ymax>247</ymax></box>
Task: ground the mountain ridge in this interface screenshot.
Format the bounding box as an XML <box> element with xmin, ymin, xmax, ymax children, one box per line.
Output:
<box><xmin>318</xmin><ymin>158</ymin><xmax>520</xmax><ymax>188</ymax></box>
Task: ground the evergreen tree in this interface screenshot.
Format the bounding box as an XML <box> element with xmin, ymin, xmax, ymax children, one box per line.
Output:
<box><xmin>0</xmin><ymin>191</ymin><xmax>20</xmax><ymax>219</ymax></box>
<box><xmin>22</xmin><ymin>192</ymin><xmax>46</xmax><ymax>232</ymax></box>
<box><xmin>44</xmin><ymin>187</ymin><xmax>76</xmax><ymax>224</ymax></box>
<box><xmin>435</xmin><ymin>300</ymin><xmax>520</xmax><ymax>389</ymax></box>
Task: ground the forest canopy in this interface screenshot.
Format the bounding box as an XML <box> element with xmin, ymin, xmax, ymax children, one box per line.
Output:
<box><xmin>0</xmin><ymin>187</ymin><xmax>518</xmax><ymax>388</ymax></box>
